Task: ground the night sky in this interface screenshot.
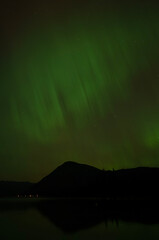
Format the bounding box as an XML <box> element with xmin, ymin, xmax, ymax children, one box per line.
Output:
<box><xmin>1</xmin><ymin>0</ymin><xmax>159</xmax><ymax>182</ymax></box>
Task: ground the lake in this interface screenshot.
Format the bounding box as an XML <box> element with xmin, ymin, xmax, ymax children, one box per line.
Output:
<box><xmin>0</xmin><ymin>199</ymin><xmax>159</xmax><ymax>240</ymax></box>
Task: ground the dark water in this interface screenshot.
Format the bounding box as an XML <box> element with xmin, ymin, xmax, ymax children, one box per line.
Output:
<box><xmin>0</xmin><ymin>199</ymin><xmax>159</xmax><ymax>240</ymax></box>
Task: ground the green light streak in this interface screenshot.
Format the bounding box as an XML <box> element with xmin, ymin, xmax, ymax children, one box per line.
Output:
<box><xmin>9</xmin><ymin>11</ymin><xmax>159</xmax><ymax>143</ymax></box>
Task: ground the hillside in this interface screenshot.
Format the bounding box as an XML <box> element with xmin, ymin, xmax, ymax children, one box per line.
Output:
<box><xmin>1</xmin><ymin>162</ymin><xmax>159</xmax><ymax>198</ymax></box>
<box><xmin>33</xmin><ymin>162</ymin><xmax>159</xmax><ymax>199</ymax></box>
<box><xmin>0</xmin><ymin>181</ymin><xmax>34</xmax><ymax>197</ymax></box>
<box><xmin>33</xmin><ymin>161</ymin><xmax>104</xmax><ymax>197</ymax></box>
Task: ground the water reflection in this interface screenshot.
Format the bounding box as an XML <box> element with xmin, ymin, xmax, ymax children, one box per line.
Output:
<box><xmin>0</xmin><ymin>199</ymin><xmax>159</xmax><ymax>239</ymax></box>
<box><xmin>37</xmin><ymin>199</ymin><xmax>159</xmax><ymax>231</ymax></box>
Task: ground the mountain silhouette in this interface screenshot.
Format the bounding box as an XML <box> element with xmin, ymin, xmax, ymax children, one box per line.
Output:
<box><xmin>32</xmin><ymin>162</ymin><xmax>159</xmax><ymax>199</ymax></box>
<box><xmin>1</xmin><ymin>162</ymin><xmax>159</xmax><ymax>233</ymax></box>
<box><xmin>33</xmin><ymin>161</ymin><xmax>104</xmax><ymax>197</ymax></box>
<box><xmin>1</xmin><ymin>162</ymin><xmax>159</xmax><ymax>199</ymax></box>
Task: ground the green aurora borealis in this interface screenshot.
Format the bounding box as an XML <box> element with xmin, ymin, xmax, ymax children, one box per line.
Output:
<box><xmin>1</xmin><ymin>0</ymin><xmax>159</xmax><ymax>181</ymax></box>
